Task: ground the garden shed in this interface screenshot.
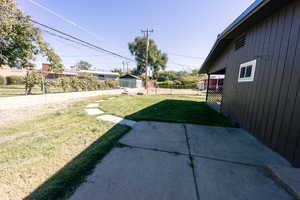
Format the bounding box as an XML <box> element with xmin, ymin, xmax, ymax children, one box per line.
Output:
<box><xmin>119</xmin><ymin>74</ymin><xmax>143</xmax><ymax>88</ymax></box>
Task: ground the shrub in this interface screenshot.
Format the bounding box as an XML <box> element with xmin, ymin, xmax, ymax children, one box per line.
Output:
<box><xmin>69</xmin><ymin>77</ymin><xmax>81</xmax><ymax>91</ymax></box>
<box><xmin>0</xmin><ymin>75</ymin><xmax>5</xmax><ymax>85</ymax></box>
<box><xmin>39</xmin><ymin>79</ymin><xmax>53</xmax><ymax>94</ymax></box>
<box><xmin>104</xmin><ymin>79</ymin><xmax>119</xmax><ymax>89</ymax></box>
<box><xmin>56</xmin><ymin>77</ymin><xmax>70</xmax><ymax>92</ymax></box>
<box><xmin>96</xmin><ymin>80</ymin><xmax>107</xmax><ymax>90</ymax></box>
<box><xmin>6</xmin><ymin>75</ymin><xmax>24</xmax><ymax>85</ymax></box>
<box><xmin>78</xmin><ymin>79</ymin><xmax>88</xmax><ymax>91</ymax></box>
<box><xmin>85</xmin><ymin>76</ymin><xmax>99</xmax><ymax>90</ymax></box>
<box><xmin>24</xmin><ymin>71</ymin><xmax>41</xmax><ymax>95</ymax></box>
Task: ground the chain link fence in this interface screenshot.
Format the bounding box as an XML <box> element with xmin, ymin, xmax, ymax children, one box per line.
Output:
<box><xmin>146</xmin><ymin>84</ymin><xmax>206</xmax><ymax>97</ymax></box>
<box><xmin>206</xmin><ymin>88</ymin><xmax>223</xmax><ymax>104</ymax></box>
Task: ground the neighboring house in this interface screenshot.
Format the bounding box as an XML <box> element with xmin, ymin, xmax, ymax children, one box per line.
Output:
<box><xmin>40</xmin><ymin>64</ymin><xmax>119</xmax><ymax>80</ymax></box>
<box><xmin>198</xmin><ymin>75</ymin><xmax>224</xmax><ymax>91</ymax></box>
<box><xmin>119</xmin><ymin>74</ymin><xmax>143</xmax><ymax>88</ymax></box>
<box><xmin>78</xmin><ymin>70</ymin><xmax>119</xmax><ymax>80</ymax></box>
<box><xmin>41</xmin><ymin>64</ymin><xmax>77</xmax><ymax>80</ymax></box>
<box><xmin>199</xmin><ymin>0</ymin><xmax>300</xmax><ymax>167</ymax></box>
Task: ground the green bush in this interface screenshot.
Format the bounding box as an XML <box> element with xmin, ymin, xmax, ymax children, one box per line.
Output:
<box><xmin>49</xmin><ymin>76</ymin><xmax>119</xmax><ymax>93</ymax></box>
<box><xmin>24</xmin><ymin>71</ymin><xmax>41</xmax><ymax>95</ymax></box>
<box><xmin>6</xmin><ymin>75</ymin><xmax>24</xmax><ymax>85</ymax></box>
<box><xmin>78</xmin><ymin>79</ymin><xmax>88</xmax><ymax>91</ymax></box>
<box><xmin>0</xmin><ymin>75</ymin><xmax>5</xmax><ymax>85</ymax></box>
<box><xmin>96</xmin><ymin>80</ymin><xmax>107</xmax><ymax>90</ymax></box>
<box><xmin>69</xmin><ymin>77</ymin><xmax>81</xmax><ymax>91</ymax></box>
<box><xmin>56</xmin><ymin>77</ymin><xmax>70</xmax><ymax>92</ymax></box>
<box><xmin>104</xmin><ymin>79</ymin><xmax>119</xmax><ymax>89</ymax></box>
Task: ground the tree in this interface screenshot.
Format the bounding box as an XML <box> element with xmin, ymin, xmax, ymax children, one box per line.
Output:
<box><xmin>128</xmin><ymin>37</ymin><xmax>168</xmax><ymax>75</ymax></box>
<box><xmin>74</xmin><ymin>60</ymin><xmax>92</xmax><ymax>71</ymax></box>
<box><xmin>0</xmin><ymin>0</ymin><xmax>63</xmax><ymax>72</ymax></box>
<box><xmin>111</xmin><ymin>68</ymin><xmax>124</xmax><ymax>76</ymax></box>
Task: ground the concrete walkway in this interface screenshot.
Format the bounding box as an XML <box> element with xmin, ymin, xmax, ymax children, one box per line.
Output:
<box><xmin>69</xmin><ymin>121</ymin><xmax>294</xmax><ymax>200</ymax></box>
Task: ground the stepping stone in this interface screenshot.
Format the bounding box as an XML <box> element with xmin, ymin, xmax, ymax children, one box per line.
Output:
<box><xmin>95</xmin><ymin>100</ymin><xmax>104</xmax><ymax>103</ymax></box>
<box><xmin>86</xmin><ymin>103</ymin><xmax>99</xmax><ymax>108</ymax></box>
<box><xmin>97</xmin><ymin>115</ymin><xmax>136</xmax><ymax>127</ymax></box>
<box><xmin>85</xmin><ymin>108</ymin><xmax>104</xmax><ymax>115</ymax></box>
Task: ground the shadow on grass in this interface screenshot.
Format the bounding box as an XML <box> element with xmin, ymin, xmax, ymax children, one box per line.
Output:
<box><xmin>125</xmin><ymin>100</ymin><xmax>236</xmax><ymax>127</ymax></box>
<box><xmin>24</xmin><ymin>124</ymin><xmax>130</xmax><ymax>200</ymax></box>
<box><xmin>24</xmin><ymin>99</ymin><xmax>235</xmax><ymax>200</ymax></box>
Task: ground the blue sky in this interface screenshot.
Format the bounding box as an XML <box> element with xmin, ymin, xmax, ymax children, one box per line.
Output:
<box><xmin>16</xmin><ymin>0</ymin><xmax>254</xmax><ymax>71</ymax></box>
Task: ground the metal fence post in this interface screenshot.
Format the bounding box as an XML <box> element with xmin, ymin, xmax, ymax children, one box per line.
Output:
<box><xmin>205</xmin><ymin>74</ymin><xmax>210</xmax><ymax>103</ymax></box>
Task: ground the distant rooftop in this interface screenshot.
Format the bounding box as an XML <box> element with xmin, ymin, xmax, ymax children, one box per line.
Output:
<box><xmin>79</xmin><ymin>70</ymin><xmax>119</xmax><ymax>76</ymax></box>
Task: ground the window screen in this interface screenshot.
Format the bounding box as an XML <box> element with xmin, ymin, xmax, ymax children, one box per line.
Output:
<box><xmin>245</xmin><ymin>66</ymin><xmax>252</xmax><ymax>77</ymax></box>
<box><xmin>240</xmin><ymin>67</ymin><xmax>246</xmax><ymax>78</ymax></box>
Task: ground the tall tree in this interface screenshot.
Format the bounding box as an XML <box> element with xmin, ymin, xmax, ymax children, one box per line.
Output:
<box><xmin>0</xmin><ymin>0</ymin><xmax>63</xmax><ymax>72</ymax></box>
<box><xmin>74</xmin><ymin>60</ymin><xmax>92</xmax><ymax>70</ymax></box>
<box><xmin>128</xmin><ymin>36</ymin><xmax>168</xmax><ymax>75</ymax></box>
<box><xmin>111</xmin><ymin>68</ymin><xmax>124</xmax><ymax>75</ymax></box>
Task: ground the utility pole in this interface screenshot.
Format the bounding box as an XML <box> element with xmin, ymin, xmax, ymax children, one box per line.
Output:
<box><xmin>125</xmin><ymin>61</ymin><xmax>129</xmax><ymax>74</ymax></box>
<box><xmin>122</xmin><ymin>61</ymin><xmax>125</xmax><ymax>73</ymax></box>
<box><xmin>141</xmin><ymin>28</ymin><xmax>153</xmax><ymax>95</ymax></box>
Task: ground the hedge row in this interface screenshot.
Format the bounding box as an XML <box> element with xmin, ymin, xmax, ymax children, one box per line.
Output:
<box><xmin>156</xmin><ymin>80</ymin><xmax>197</xmax><ymax>89</ymax></box>
<box><xmin>0</xmin><ymin>76</ymin><xmax>5</xmax><ymax>85</ymax></box>
<box><xmin>52</xmin><ymin>76</ymin><xmax>119</xmax><ymax>92</ymax></box>
<box><xmin>23</xmin><ymin>71</ymin><xmax>119</xmax><ymax>95</ymax></box>
<box><xmin>0</xmin><ymin>75</ymin><xmax>24</xmax><ymax>85</ymax></box>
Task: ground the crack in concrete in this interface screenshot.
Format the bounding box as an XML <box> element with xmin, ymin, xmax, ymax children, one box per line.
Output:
<box><xmin>115</xmin><ymin>142</ymin><xmax>185</xmax><ymax>156</ymax></box>
<box><xmin>115</xmin><ymin>142</ymin><xmax>264</xmax><ymax>168</ymax></box>
<box><xmin>183</xmin><ymin>124</ymin><xmax>200</xmax><ymax>200</ymax></box>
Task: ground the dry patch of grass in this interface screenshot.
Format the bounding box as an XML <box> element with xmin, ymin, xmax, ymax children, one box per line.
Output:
<box><xmin>0</xmin><ymin>96</ymin><xmax>129</xmax><ymax>200</ymax></box>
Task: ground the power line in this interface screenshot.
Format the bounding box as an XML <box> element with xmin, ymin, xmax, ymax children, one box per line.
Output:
<box><xmin>42</xmin><ymin>29</ymin><xmax>101</xmax><ymax>51</ymax></box>
<box><xmin>31</xmin><ymin>20</ymin><xmax>134</xmax><ymax>62</ymax></box>
<box><xmin>27</xmin><ymin>0</ymin><xmax>104</xmax><ymax>41</ymax></box>
<box><xmin>168</xmin><ymin>53</ymin><xmax>205</xmax><ymax>60</ymax></box>
<box><xmin>169</xmin><ymin>60</ymin><xmax>199</xmax><ymax>69</ymax></box>
<box><xmin>0</xmin><ymin>8</ymin><xmax>134</xmax><ymax>62</ymax></box>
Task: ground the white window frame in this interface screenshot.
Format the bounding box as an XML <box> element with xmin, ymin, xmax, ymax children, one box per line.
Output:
<box><xmin>238</xmin><ymin>59</ymin><xmax>256</xmax><ymax>82</ymax></box>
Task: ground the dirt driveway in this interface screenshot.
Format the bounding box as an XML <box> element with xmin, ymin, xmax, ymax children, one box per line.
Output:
<box><xmin>0</xmin><ymin>89</ymin><xmax>135</xmax><ymax>127</ymax></box>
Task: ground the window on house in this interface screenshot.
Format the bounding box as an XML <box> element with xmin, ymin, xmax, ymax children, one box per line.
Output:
<box><xmin>238</xmin><ymin>59</ymin><xmax>256</xmax><ymax>82</ymax></box>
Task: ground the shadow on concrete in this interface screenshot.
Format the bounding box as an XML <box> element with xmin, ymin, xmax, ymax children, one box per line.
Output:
<box><xmin>24</xmin><ymin>98</ymin><xmax>234</xmax><ymax>200</ymax></box>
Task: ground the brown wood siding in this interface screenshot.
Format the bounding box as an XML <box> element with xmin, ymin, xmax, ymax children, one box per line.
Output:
<box><xmin>207</xmin><ymin>1</ymin><xmax>300</xmax><ymax>167</ymax></box>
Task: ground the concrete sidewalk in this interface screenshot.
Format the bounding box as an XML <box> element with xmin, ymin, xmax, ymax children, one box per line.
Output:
<box><xmin>69</xmin><ymin>121</ymin><xmax>294</xmax><ymax>200</ymax></box>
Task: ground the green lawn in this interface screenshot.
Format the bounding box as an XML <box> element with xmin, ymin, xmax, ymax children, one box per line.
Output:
<box><xmin>0</xmin><ymin>94</ymin><xmax>234</xmax><ymax>200</ymax></box>
<box><xmin>0</xmin><ymin>96</ymin><xmax>130</xmax><ymax>200</ymax></box>
<box><xmin>99</xmin><ymin>94</ymin><xmax>235</xmax><ymax>127</ymax></box>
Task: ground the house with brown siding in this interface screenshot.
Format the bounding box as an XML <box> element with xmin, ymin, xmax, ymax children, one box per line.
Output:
<box><xmin>200</xmin><ymin>0</ymin><xmax>300</xmax><ymax>167</ymax></box>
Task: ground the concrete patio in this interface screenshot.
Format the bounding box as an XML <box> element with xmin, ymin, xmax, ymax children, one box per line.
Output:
<box><xmin>69</xmin><ymin>121</ymin><xmax>294</xmax><ymax>200</ymax></box>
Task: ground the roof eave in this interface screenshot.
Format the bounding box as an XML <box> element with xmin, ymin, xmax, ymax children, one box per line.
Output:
<box><xmin>199</xmin><ymin>0</ymin><xmax>271</xmax><ymax>74</ymax></box>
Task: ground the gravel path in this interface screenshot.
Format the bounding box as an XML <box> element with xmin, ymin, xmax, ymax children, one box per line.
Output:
<box><xmin>0</xmin><ymin>89</ymin><xmax>140</xmax><ymax>128</ymax></box>
<box><xmin>0</xmin><ymin>89</ymin><xmax>126</xmax><ymax>110</ymax></box>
